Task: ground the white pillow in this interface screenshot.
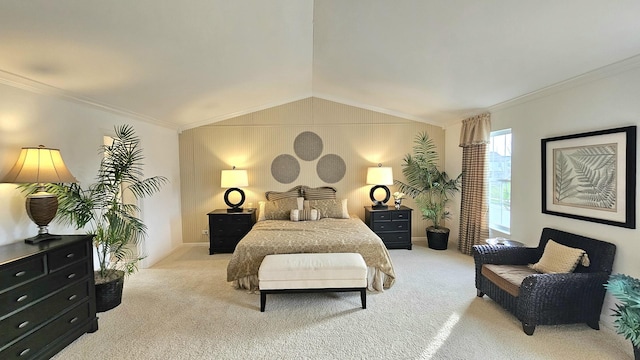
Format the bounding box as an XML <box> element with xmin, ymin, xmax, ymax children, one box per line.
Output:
<box><xmin>290</xmin><ymin>209</ymin><xmax>320</xmax><ymax>221</ymax></box>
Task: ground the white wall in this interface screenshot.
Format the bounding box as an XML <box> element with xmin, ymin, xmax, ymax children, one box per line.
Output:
<box><xmin>0</xmin><ymin>83</ymin><xmax>183</xmax><ymax>268</ymax></box>
<box><xmin>445</xmin><ymin>62</ymin><xmax>640</xmax><ymax>329</ymax></box>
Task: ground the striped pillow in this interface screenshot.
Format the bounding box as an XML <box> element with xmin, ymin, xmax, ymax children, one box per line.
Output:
<box><xmin>290</xmin><ymin>209</ymin><xmax>320</xmax><ymax>221</ymax></box>
<box><xmin>265</xmin><ymin>185</ymin><xmax>304</xmax><ymax>201</ymax></box>
<box><xmin>302</xmin><ymin>186</ymin><xmax>337</xmax><ymax>200</ymax></box>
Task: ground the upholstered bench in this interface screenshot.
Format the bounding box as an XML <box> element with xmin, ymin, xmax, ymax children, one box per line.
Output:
<box><xmin>258</xmin><ymin>253</ymin><xmax>367</xmax><ymax>312</ymax></box>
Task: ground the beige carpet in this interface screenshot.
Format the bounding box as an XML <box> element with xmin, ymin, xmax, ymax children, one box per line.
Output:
<box><xmin>53</xmin><ymin>242</ymin><xmax>634</xmax><ymax>360</ymax></box>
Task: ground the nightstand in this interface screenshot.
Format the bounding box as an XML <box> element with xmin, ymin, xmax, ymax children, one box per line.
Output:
<box><xmin>364</xmin><ymin>205</ymin><xmax>413</xmax><ymax>250</ymax></box>
<box><xmin>207</xmin><ymin>209</ymin><xmax>256</xmax><ymax>254</ymax></box>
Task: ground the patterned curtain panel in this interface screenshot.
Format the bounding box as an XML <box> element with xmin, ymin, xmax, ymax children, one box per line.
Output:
<box><xmin>458</xmin><ymin>113</ymin><xmax>491</xmax><ymax>255</ymax></box>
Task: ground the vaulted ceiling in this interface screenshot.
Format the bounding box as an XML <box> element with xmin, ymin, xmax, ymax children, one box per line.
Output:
<box><xmin>1</xmin><ymin>1</ymin><xmax>640</xmax><ymax>131</ymax></box>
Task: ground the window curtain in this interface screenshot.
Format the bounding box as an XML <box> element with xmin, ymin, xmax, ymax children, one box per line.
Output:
<box><xmin>458</xmin><ymin>113</ymin><xmax>491</xmax><ymax>255</ymax></box>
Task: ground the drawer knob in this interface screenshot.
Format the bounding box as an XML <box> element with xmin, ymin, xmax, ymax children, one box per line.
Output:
<box><xmin>19</xmin><ymin>348</ymin><xmax>31</xmax><ymax>357</ymax></box>
<box><xmin>69</xmin><ymin>317</ymin><xmax>79</xmax><ymax>324</ymax></box>
<box><xmin>18</xmin><ymin>321</ymin><xmax>29</xmax><ymax>329</ymax></box>
<box><xmin>17</xmin><ymin>295</ymin><xmax>28</xmax><ymax>302</ymax></box>
<box><xmin>68</xmin><ymin>294</ymin><xmax>78</xmax><ymax>301</ymax></box>
<box><xmin>67</xmin><ymin>273</ymin><xmax>76</xmax><ymax>279</ymax></box>
<box><xmin>15</xmin><ymin>270</ymin><xmax>27</xmax><ymax>277</ymax></box>
<box><xmin>66</xmin><ymin>253</ymin><xmax>75</xmax><ymax>258</ymax></box>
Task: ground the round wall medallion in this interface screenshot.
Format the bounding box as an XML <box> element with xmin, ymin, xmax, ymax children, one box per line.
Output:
<box><xmin>294</xmin><ymin>131</ymin><xmax>323</xmax><ymax>161</ymax></box>
<box><xmin>316</xmin><ymin>154</ymin><xmax>346</xmax><ymax>183</ymax></box>
<box><xmin>271</xmin><ymin>154</ymin><xmax>300</xmax><ymax>184</ymax></box>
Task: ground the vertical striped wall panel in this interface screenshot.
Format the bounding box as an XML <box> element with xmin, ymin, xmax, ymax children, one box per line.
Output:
<box><xmin>179</xmin><ymin>97</ymin><xmax>444</xmax><ymax>243</ymax></box>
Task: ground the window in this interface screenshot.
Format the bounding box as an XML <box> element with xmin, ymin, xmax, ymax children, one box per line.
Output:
<box><xmin>488</xmin><ymin>129</ymin><xmax>512</xmax><ymax>234</ymax></box>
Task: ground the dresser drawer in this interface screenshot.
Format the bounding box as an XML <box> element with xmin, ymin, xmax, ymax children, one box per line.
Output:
<box><xmin>0</xmin><ymin>262</ymin><xmax>88</xmax><ymax>318</ymax></box>
<box><xmin>0</xmin><ymin>256</ymin><xmax>45</xmax><ymax>291</ymax></box>
<box><xmin>0</xmin><ymin>280</ymin><xmax>89</xmax><ymax>345</ymax></box>
<box><xmin>0</xmin><ymin>301</ymin><xmax>91</xmax><ymax>360</ymax></box>
<box><xmin>48</xmin><ymin>242</ymin><xmax>88</xmax><ymax>271</ymax></box>
<box><xmin>373</xmin><ymin>221</ymin><xmax>409</xmax><ymax>233</ymax></box>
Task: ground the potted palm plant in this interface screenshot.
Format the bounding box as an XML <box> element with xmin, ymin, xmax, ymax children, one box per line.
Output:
<box><xmin>395</xmin><ymin>132</ymin><xmax>462</xmax><ymax>250</ymax></box>
<box><xmin>46</xmin><ymin>124</ymin><xmax>167</xmax><ymax>312</ymax></box>
<box><xmin>604</xmin><ymin>274</ymin><xmax>640</xmax><ymax>359</ymax></box>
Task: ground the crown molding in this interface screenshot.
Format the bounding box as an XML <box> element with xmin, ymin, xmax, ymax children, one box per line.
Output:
<box><xmin>0</xmin><ymin>70</ymin><xmax>178</xmax><ymax>130</ymax></box>
<box><xmin>488</xmin><ymin>54</ymin><xmax>640</xmax><ymax>112</ymax></box>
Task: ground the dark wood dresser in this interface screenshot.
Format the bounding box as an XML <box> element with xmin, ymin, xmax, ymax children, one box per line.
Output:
<box><xmin>207</xmin><ymin>209</ymin><xmax>256</xmax><ymax>254</ymax></box>
<box><xmin>364</xmin><ymin>205</ymin><xmax>413</xmax><ymax>250</ymax></box>
<box><xmin>0</xmin><ymin>235</ymin><xmax>98</xmax><ymax>359</ymax></box>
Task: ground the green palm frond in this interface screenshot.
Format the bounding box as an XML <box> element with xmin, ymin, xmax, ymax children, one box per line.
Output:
<box><xmin>394</xmin><ymin>132</ymin><xmax>461</xmax><ymax>228</ymax></box>
<box><xmin>46</xmin><ymin>124</ymin><xmax>167</xmax><ymax>278</ymax></box>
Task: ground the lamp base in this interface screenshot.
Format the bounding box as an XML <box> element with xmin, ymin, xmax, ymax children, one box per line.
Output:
<box><xmin>25</xmin><ymin>233</ymin><xmax>61</xmax><ymax>244</ymax></box>
<box><xmin>371</xmin><ymin>203</ymin><xmax>389</xmax><ymax>210</ymax></box>
<box><xmin>226</xmin><ymin>207</ymin><xmax>244</xmax><ymax>213</ymax></box>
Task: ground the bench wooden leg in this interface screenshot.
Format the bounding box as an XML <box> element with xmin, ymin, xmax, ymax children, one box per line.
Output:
<box><xmin>360</xmin><ymin>289</ymin><xmax>366</xmax><ymax>309</ymax></box>
<box><xmin>260</xmin><ymin>291</ymin><xmax>266</xmax><ymax>312</ymax></box>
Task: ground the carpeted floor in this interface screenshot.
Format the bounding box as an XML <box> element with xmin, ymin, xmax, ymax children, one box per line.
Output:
<box><xmin>53</xmin><ymin>242</ymin><xmax>633</xmax><ymax>360</ymax></box>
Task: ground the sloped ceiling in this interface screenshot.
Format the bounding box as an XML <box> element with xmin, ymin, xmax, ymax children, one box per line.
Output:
<box><xmin>1</xmin><ymin>1</ymin><xmax>640</xmax><ymax>131</ymax></box>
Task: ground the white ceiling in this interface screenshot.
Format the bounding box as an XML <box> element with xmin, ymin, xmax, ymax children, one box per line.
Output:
<box><xmin>1</xmin><ymin>1</ymin><xmax>640</xmax><ymax>131</ymax></box>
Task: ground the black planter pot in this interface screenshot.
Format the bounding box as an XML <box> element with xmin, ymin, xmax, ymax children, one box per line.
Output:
<box><xmin>95</xmin><ymin>270</ymin><xmax>125</xmax><ymax>313</ymax></box>
<box><xmin>634</xmin><ymin>343</ymin><xmax>639</xmax><ymax>360</ymax></box>
<box><xmin>426</xmin><ymin>227</ymin><xmax>450</xmax><ymax>250</ymax></box>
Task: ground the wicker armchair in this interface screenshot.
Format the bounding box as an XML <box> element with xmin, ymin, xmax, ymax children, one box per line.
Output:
<box><xmin>473</xmin><ymin>227</ymin><xmax>616</xmax><ymax>335</ymax></box>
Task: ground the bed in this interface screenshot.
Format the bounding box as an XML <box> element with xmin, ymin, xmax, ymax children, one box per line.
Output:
<box><xmin>226</xmin><ymin>186</ymin><xmax>396</xmax><ymax>292</ymax></box>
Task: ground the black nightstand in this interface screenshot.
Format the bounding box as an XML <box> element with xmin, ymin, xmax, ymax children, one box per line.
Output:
<box><xmin>207</xmin><ymin>209</ymin><xmax>256</xmax><ymax>254</ymax></box>
<box><xmin>364</xmin><ymin>205</ymin><xmax>413</xmax><ymax>250</ymax></box>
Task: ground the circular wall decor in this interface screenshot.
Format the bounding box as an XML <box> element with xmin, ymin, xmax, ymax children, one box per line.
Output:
<box><xmin>294</xmin><ymin>131</ymin><xmax>323</xmax><ymax>161</ymax></box>
<box><xmin>316</xmin><ymin>154</ymin><xmax>346</xmax><ymax>183</ymax></box>
<box><xmin>271</xmin><ymin>154</ymin><xmax>300</xmax><ymax>184</ymax></box>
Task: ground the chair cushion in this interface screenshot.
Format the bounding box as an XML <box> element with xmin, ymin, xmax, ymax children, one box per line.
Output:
<box><xmin>529</xmin><ymin>239</ymin><xmax>590</xmax><ymax>274</ymax></box>
<box><xmin>482</xmin><ymin>264</ymin><xmax>538</xmax><ymax>297</ymax></box>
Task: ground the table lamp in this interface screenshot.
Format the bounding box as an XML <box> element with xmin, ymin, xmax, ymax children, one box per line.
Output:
<box><xmin>366</xmin><ymin>164</ymin><xmax>393</xmax><ymax>209</ymax></box>
<box><xmin>221</xmin><ymin>166</ymin><xmax>248</xmax><ymax>212</ymax></box>
<box><xmin>1</xmin><ymin>145</ymin><xmax>77</xmax><ymax>243</ymax></box>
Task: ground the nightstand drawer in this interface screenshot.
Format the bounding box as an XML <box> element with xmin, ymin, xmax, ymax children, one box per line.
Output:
<box><xmin>211</xmin><ymin>215</ymin><xmax>252</xmax><ymax>226</ymax></box>
<box><xmin>371</xmin><ymin>212</ymin><xmax>391</xmax><ymax>221</ymax></box>
<box><xmin>0</xmin><ymin>256</ymin><xmax>45</xmax><ymax>290</ymax></box>
<box><xmin>373</xmin><ymin>221</ymin><xmax>409</xmax><ymax>233</ymax></box>
<box><xmin>392</xmin><ymin>211</ymin><xmax>410</xmax><ymax>221</ymax></box>
<box><xmin>378</xmin><ymin>232</ymin><xmax>410</xmax><ymax>245</ymax></box>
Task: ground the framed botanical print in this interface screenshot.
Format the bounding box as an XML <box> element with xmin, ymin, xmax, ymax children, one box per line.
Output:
<box><xmin>541</xmin><ymin>126</ymin><xmax>636</xmax><ymax>229</ymax></box>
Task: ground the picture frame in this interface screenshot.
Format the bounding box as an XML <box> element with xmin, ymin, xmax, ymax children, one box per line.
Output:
<box><xmin>541</xmin><ymin>126</ymin><xmax>637</xmax><ymax>229</ymax></box>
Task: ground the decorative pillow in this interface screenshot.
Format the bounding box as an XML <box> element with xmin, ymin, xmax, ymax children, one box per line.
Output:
<box><xmin>304</xmin><ymin>198</ymin><xmax>349</xmax><ymax>219</ymax></box>
<box><xmin>290</xmin><ymin>209</ymin><xmax>320</xmax><ymax>222</ymax></box>
<box><xmin>265</xmin><ymin>186</ymin><xmax>302</xmax><ymax>201</ymax></box>
<box><xmin>302</xmin><ymin>186</ymin><xmax>337</xmax><ymax>200</ymax></box>
<box><xmin>529</xmin><ymin>239</ymin><xmax>590</xmax><ymax>274</ymax></box>
<box><xmin>258</xmin><ymin>197</ymin><xmax>303</xmax><ymax>221</ymax></box>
